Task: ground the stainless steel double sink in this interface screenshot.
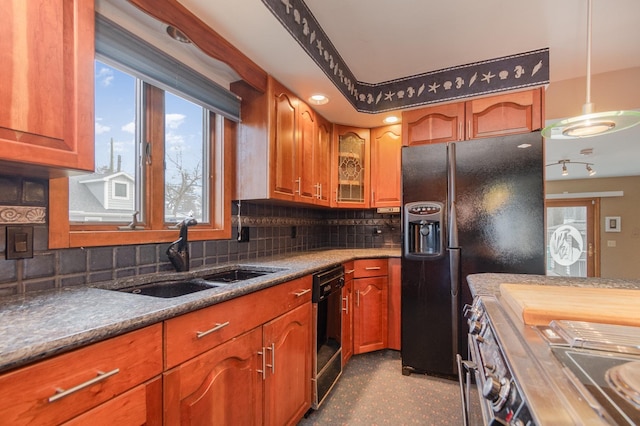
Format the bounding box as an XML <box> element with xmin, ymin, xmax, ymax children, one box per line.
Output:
<box><xmin>115</xmin><ymin>267</ymin><xmax>282</xmax><ymax>298</ymax></box>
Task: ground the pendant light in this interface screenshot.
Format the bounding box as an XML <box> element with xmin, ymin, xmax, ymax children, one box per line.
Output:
<box><xmin>542</xmin><ymin>0</ymin><xmax>640</xmax><ymax>139</ymax></box>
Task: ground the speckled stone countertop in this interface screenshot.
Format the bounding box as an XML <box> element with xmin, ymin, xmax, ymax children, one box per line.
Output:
<box><xmin>467</xmin><ymin>273</ymin><xmax>640</xmax><ymax>297</ymax></box>
<box><xmin>0</xmin><ymin>249</ymin><xmax>399</xmax><ymax>373</ymax></box>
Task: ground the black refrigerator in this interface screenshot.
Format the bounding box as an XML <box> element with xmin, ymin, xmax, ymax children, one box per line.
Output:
<box><xmin>401</xmin><ymin>132</ymin><xmax>545</xmax><ymax>377</ymax></box>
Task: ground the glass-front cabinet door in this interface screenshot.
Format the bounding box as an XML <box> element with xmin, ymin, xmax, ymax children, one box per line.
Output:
<box><xmin>333</xmin><ymin>125</ymin><xmax>370</xmax><ymax>208</ymax></box>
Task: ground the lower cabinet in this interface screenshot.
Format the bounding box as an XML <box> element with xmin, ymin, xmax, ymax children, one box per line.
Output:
<box><xmin>163</xmin><ymin>276</ymin><xmax>313</xmax><ymax>426</ymax></box>
<box><xmin>353</xmin><ymin>259</ymin><xmax>389</xmax><ymax>354</ymax></box>
<box><xmin>0</xmin><ymin>324</ymin><xmax>163</xmax><ymax>426</ymax></box>
<box><xmin>341</xmin><ymin>262</ymin><xmax>355</xmax><ymax>365</ymax></box>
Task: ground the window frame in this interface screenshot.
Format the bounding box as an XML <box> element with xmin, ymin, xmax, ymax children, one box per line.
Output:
<box><xmin>49</xmin><ymin>85</ymin><xmax>232</xmax><ymax>249</ymax></box>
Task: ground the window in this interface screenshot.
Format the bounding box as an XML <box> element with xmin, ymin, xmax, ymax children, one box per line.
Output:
<box><xmin>48</xmin><ymin>16</ymin><xmax>236</xmax><ymax>248</ymax></box>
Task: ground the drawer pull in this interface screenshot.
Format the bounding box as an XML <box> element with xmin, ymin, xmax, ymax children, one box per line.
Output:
<box><xmin>293</xmin><ymin>289</ymin><xmax>311</xmax><ymax>297</ymax></box>
<box><xmin>345</xmin><ymin>269</ymin><xmax>355</xmax><ymax>274</ymax></box>
<box><xmin>364</xmin><ymin>266</ymin><xmax>381</xmax><ymax>270</ymax></box>
<box><xmin>342</xmin><ymin>295</ymin><xmax>349</xmax><ymax>314</ymax></box>
<box><xmin>48</xmin><ymin>368</ymin><xmax>120</xmax><ymax>403</ymax></box>
<box><xmin>196</xmin><ymin>321</ymin><xmax>230</xmax><ymax>339</ymax></box>
<box><xmin>257</xmin><ymin>348</ymin><xmax>266</xmax><ymax>380</ymax></box>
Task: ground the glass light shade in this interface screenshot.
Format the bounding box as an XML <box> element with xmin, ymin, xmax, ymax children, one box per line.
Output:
<box><xmin>542</xmin><ymin>110</ymin><xmax>640</xmax><ymax>140</ymax></box>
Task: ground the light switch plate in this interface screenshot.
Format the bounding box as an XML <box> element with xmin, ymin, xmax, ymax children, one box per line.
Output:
<box><xmin>6</xmin><ymin>226</ymin><xmax>34</xmax><ymax>259</ymax></box>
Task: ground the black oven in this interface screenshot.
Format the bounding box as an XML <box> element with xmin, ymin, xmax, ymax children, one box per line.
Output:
<box><xmin>311</xmin><ymin>265</ymin><xmax>344</xmax><ymax>409</ymax></box>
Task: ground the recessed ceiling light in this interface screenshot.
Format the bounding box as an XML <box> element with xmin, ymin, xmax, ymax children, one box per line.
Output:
<box><xmin>166</xmin><ymin>26</ymin><xmax>191</xmax><ymax>44</ymax></box>
<box><xmin>383</xmin><ymin>116</ymin><xmax>400</xmax><ymax>124</ymax></box>
<box><xmin>308</xmin><ymin>94</ymin><xmax>329</xmax><ymax>105</ymax></box>
<box><xmin>580</xmin><ymin>148</ymin><xmax>594</xmax><ymax>156</ymax></box>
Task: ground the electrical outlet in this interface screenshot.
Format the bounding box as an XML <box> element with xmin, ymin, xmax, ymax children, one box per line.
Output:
<box><xmin>238</xmin><ymin>227</ymin><xmax>250</xmax><ymax>242</ymax></box>
<box><xmin>6</xmin><ymin>226</ymin><xmax>34</xmax><ymax>259</ymax></box>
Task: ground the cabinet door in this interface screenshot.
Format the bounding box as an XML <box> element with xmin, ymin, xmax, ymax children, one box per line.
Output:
<box><xmin>0</xmin><ymin>0</ymin><xmax>94</xmax><ymax>176</ymax></box>
<box><xmin>333</xmin><ymin>125</ymin><xmax>370</xmax><ymax>208</ymax></box>
<box><xmin>370</xmin><ymin>124</ymin><xmax>402</xmax><ymax>208</ymax></box>
<box><xmin>263</xmin><ymin>303</ymin><xmax>312</xmax><ymax>426</ymax></box>
<box><xmin>353</xmin><ymin>276</ymin><xmax>388</xmax><ymax>354</ymax></box>
<box><xmin>314</xmin><ymin>114</ymin><xmax>332</xmax><ymax>206</ymax></box>
<box><xmin>271</xmin><ymin>82</ymin><xmax>297</xmax><ymax>200</ymax></box>
<box><xmin>341</xmin><ymin>263</ymin><xmax>355</xmax><ymax>366</ymax></box>
<box><xmin>387</xmin><ymin>258</ymin><xmax>401</xmax><ymax>350</ymax></box>
<box><xmin>297</xmin><ymin>101</ymin><xmax>317</xmax><ymax>203</ymax></box>
<box><xmin>402</xmin><ymin>103</ymin><xmax>465</xmax><ymax>146</ymax></box>
<box><xmin>164</xmin><ymin>327</ymin><xmax>263</xmax><ymax>426</ymax></box>
<box><xmin>466</xmin><ymin>88</ymin><xmax>543</xmax><ymax>139</ymax></box>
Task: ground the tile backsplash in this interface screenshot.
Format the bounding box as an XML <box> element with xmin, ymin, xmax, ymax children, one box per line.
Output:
<box><xmin>0</xmin><ymin>177</ymin><xmax>400</xmax><ymax>296</ymax></box>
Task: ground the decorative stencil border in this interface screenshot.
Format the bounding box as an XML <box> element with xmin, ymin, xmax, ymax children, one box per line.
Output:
<box><xmin>262</xmin><ymin>0</ymin><xmax>549</xmax><ymax>113</ymax></box>
<box><xmin>0</xmin><ymin>206</ymin><xmax>46</xmax><ymax>224</ymax></box>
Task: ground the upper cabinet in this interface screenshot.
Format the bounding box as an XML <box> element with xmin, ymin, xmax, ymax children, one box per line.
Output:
<box><xmin>402</xmin><ymin>88</ymin><xmax>544</xmax><ymax>146</ymax></box>
<box><xmin>231</xmin><ymin>77</ymin><xmax>330</xmax><ymax>205</ymax></box>
<box><xmin>332</xmin><ymin>125</ymin><xmax>370</xmax><ymax>208</ymax></box>
<box><xmin>0</xmin><ymin>0</ymin><xmax>95</xmax><ymax>177</ymax></box>
<box><xmin>370</xmin><ymin>124</ymin><xmax>402</xmax><ymax>208</ymax></box>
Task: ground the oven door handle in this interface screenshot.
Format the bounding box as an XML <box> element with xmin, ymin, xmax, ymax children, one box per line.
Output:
<box><xmin>456</xmin><ymin>354</ymin><xmax>476</xmax><ymax>426</ymax></box>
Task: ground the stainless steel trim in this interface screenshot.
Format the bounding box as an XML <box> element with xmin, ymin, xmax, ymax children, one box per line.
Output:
<box><xmin>456</xmin><ymin>354</ymin><xmax>475</xmax><ymax>426</ymax></box>
<box><xmin>48</xmin><ymin>369</ymin><xmax>120</xmax><ymax>403</ymax></box>
<box><xmin>196</xmin><ymin>321</ymin><xmax>230</xmax><ymax>339</ymax></box>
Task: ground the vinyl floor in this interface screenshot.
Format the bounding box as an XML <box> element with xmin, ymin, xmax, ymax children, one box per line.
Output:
<box><xmin>299</xmin><ymin>350</ymin><xmax>464</xmax><ymax>425</ymax></box>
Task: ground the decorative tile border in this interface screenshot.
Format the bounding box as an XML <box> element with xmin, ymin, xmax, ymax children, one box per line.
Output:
<box><xmin>232</xmin><ymin>215</ymin><xmax>400</xmax><ymax>227</ymax></box>
<box><xmin>0</xmin><ymin>206</ymin><xmax>46</xmax><ymax>224</ymax></box>
<box><xmin>262</xmin><ymin>0</ymin><xmax>549</xmax><ymax>113</ymax></box>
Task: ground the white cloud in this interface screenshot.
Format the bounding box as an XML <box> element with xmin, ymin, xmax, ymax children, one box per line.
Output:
<box><xmin>121</xmin><ymin>122</ymin><xmax>135</xmax><ymax>134</ymax></box>
<box><xmin>95</xmin><ymin>121</ymin><xmax>111</xmax><ymax>135</ymax></box>
<box><xmin>96</xmin><ymin>67</ymin><xmax>114</xmax><ymax>87</ymax></box>
<box><xmin>165</xmin><ymin>113</ymin><xmax>186</xmax><ymax>130</ymax></box>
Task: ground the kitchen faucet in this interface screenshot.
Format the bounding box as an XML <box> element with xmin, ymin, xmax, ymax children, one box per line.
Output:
<box><xmin>166</xmin><ymin>215</ymin><xmax>198</xmax><ymax>272</ymax></box>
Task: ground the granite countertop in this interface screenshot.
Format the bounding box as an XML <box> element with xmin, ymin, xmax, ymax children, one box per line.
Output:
<box><xmin>467</xmin><ymin>273</ymin><xmax>640</xmax><ymax>297</ymax></box>
<box><xmin>0</xmin><ymin>248</ymin><xmax>399</xmax><ymax>373</ymax></box>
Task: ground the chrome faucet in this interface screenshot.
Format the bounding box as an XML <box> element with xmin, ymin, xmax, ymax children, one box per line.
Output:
<box><xmin>166</xmin><ymin>216</ymin><xmax>198</xmax><ymax>272</ymax></box>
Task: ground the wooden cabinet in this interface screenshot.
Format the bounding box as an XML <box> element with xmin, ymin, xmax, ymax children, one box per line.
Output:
<box><xmin>332</xmin><ymin>125</ymin><xmax>370</xmax><ymax>208</ymax></box>
<box><xmin>314</xmin><ymin>114</ymin><xmax>333</xmax><ymax>206</ymax></box>
<box><xmin>164</xmin><ymin>275</ymin><xmax>313</xmax><ymax>425</ymax></box>
<box><xmin>231</xmin><ymin>77</ymin><xmax>330</xmax><ymax>206</ymax></box>
<box><xmin>402</xmin><ymin>88</ymin><xmax>543</xmax><ymax>146</ymax></box>
<box><xmin>263</xmin><ymin>303</ymin><xmax>312</xmax><ymax>426</ymax></box>
<box><xmin>0</xmin><ymin>324</ymin><xmax>162</xmax><ymax>426</ymax></box>
<box><xmin>341</xmin><ymin>261</ymin><xmax>355</xmax><ymax>365</ymax></box>
<box><xmin>353</xmin><ymin>259</ymin><xmax>388</xmax><ymax>354</ymax></box>
<box><xmin>387</xmin><ymin>258</ymin><xmax>401</xmax><ymax>350</ymax></box>
<box><xmin>0</xmin><ymin>0</ymin><xmax>94</xmax><ymax>177</ymax></box>
<box><xmin>370</xmin><ymin>124</ymin><xmax>402</xmax><ymax>208</ymax></box>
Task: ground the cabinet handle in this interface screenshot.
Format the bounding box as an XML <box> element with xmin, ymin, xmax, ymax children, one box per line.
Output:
<box><xmin>318</xmin><ymin>183</ymin><xmax>322</xmax><ymax>199</ymax></box>
<box><xmin>342</xmin><ymin>295</ymin><xmax>349</xmax><ymax>315</ymax></box>
<box><xmin>335</xmin><ymin>187</ymin><xmax>339</xmax><ymax>203</ymax></box>
<box><xmin>458</xmin><ymin>122</ymin><xmax>463</xmax><ymax>141</ymax></box>
<box><xmin>345</xmin><ymin>269</ymin><xmax>355</xmax><ymax>275</ymax></box>
<box><xmin>356</xmin><ymin>290</ymin><xmax>360</xmax><ymax>307</ymax></box>
<box><xmin>196</xmin><ymin>321</ymin><xmax>230</xmax><ymax>339</ymax></box>
<box><xmin>257</xmin><ymin>348</ymin><xmax>266</xmax><ymax>380</ymax></box>
<box><xmin>295</xmin><ymin>177</ymin><xmax>301</xmax><ymax>194</ymax></box>
<box><xmin>265</xmin><ymin>342</ymin><xmax>275</xmax><ymax>374</ymax></box>
<box><xmin>293</xmin><ymin>288</ymin><xmax>311</xmax><ymax>297</ymax></box>
<box><xmin>48</xmin><ymin>368</ymin><xmax>120</xmax><ymax>403</ymax></box>
<box><xmin>364</xmin><ymin>266</ymin><xmax>381</xmax><ymax>270</ymax></box>
<box><xmin>467</xmin><ymin>120</ymin><xmax>471</xmax><ymax>138</ymax></box>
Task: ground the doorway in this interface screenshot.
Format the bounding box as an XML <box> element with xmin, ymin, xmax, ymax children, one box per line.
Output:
<box><xmin>546</xmin><ymin>198</ymin><xmax>600</xmax><ymax>277</ymax></box>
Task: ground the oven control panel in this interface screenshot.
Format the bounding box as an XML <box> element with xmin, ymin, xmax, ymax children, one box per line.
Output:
<box><xmin>466</xmin><ymin>298</ymin><xmax>536</xmax><ymax>426</ymax></box>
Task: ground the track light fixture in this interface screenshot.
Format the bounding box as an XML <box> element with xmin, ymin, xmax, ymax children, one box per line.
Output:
<box><xmin>546</xmin><ymin>159</ymin><xmax>596</xmax><ymax>177</ymax></box>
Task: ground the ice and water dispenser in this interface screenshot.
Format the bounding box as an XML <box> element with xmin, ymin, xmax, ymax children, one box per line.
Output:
<box><xmin>404</xmin><ymin>202</ymin><xmax>444</xmax><ymax>259</ymax></box>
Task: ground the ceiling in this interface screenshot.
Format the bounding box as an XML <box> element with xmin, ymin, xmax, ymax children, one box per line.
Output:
<box><xmin>110</xmin><ymin>0</ymin><xmax>640</xmax><ymax>180</ymax></box>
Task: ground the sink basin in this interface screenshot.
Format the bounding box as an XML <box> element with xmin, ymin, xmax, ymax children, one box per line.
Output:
<box><xmin>201</xmin><ymin>269</ymin><xmax>273</xmax><ymax>283</ymax></box>
<box><xmin>117</xmin><ymin>279</ymin><xmax>218</xmax><ymax>298</ymax></box>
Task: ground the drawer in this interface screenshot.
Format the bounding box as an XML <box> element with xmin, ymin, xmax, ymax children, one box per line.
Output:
<box><xmin>354</xmin><ymin>259</ymin><xmax>388</xmax><ymax>278</ymax></box>
<box><xmin>0</xmin><ymin>324</ymin><xmax>163</xmax><ymax>426</ymax></box>
<box><xmin>165</xmin><ymin>275</ymin><xmax>312</xmax><ymax>369</ymax></box>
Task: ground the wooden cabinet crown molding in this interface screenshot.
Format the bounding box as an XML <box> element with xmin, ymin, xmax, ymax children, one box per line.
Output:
<box><xmin>126</xmin><ymin>0</ymin><xmax>267</xmax><ymax>93</ymax></box>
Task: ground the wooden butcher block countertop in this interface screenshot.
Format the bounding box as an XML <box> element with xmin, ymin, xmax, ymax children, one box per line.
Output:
<box><xmin>499</xmin><ymin>283</ymin><xmax>640</xmax><ymax>327</ymax></box>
